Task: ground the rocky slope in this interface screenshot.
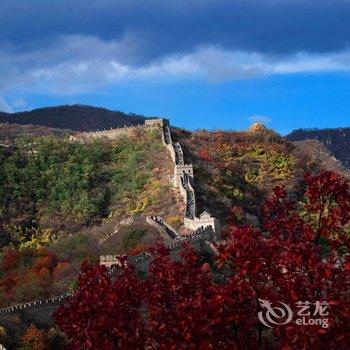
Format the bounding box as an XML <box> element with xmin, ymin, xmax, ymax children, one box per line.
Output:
<box><xmin>287</xmin><ymin>127</ymin><xmax>350</xmax><ymax>169</ymax></box>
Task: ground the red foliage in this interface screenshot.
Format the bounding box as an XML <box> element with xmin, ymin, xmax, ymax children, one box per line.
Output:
<box><xmin>1</xmin><ymin>249</ymin><xmax>19</xmax><ymax>271</ymax></box>
<box><xmin>21</xmin><ymin>323</ymin><xmax>46</xmax><ymax>350</ymax></box>
<box><xmin>54</xmin><ymin>259</ymin><xmax>145</xmax><ymax>349</ymax></box>
<box><xmin>198</xmin><ymin>148</ymin><xmax>213</xmax><ymax>161</ymax></box>
<box><xmin>33</xmin><ymin>252</ymin><xmax>58</xmax><ymax>272</ymax></box>
<box><xmin>129</xmin><ymin>243</ymin><xmax>151</xmax><ymax>255</ymax></box>
<box><xmin>144</xmin><ymin>245</ymin><xmax>236</xmax><ymax>348</ymax></box>
<box><xmin>304</xmin><ymin>171</ymin><xmax>350</xmax><ymax>243</ymax></box>
<box><xmin>54</xmin><ymin>171</ymin><xmax>350</xmax><ymax>349</ymax></box>
<box><xmin>0</xmin><ymin>277</ymin><xmax>17</xmax><ymax>294</ymax></box>
<box><xmin>52</xmin><ymin>261</ymin><xmax>75</xmax><ymax>281</ymax></box>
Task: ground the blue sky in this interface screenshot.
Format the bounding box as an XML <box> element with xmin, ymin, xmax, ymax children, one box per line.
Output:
<box><xmin>1</xmin><ymin>0</ymin><xmax>350</xmax><ymax>134</ymax></box>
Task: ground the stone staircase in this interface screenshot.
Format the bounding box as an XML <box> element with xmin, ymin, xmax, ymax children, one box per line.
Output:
<box><xmin>161</xmin><ymin>119</ymin><xmax>220</xmax><ymax>236</ymax></box>
<box><xmin>182</xmin><ymin>174</ymin><xmax>196</xmax><ymax>219</ymax></box>
<box><xmin>147</xmin><ymin>215</ymin><xmax>179</xmax><ymax>239</ymax></box>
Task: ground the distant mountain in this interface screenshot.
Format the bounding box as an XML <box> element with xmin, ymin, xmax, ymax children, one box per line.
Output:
<box><xmin>292</xmin><ymin>139</ymin><xmax>349</xmax><ymax>179</ymax></box>
<box><xmin>287</xmin><ymin>127</ymin><xmax>350</xmax><ymax>169</ymax></box>
<box><xmin>0</xmin><ymin>105</ymin><xmax>148</xmax><ymax>131</ymax></box>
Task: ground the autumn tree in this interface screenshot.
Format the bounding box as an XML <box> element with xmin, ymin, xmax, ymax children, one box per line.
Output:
<box><xmin>54</xmin><ymin>259</ymin><xmax>145</xmax><ymax>349</ymax></box>
<box><xmin>144</xmin><ymin>245</ymin><xmax>237</xmax><ymax>349</ymax></box>
<box><xmin>1</xmin><ymin>248</ymin><xmax>19</xmax><ymax>271</ymax></box>
<box><xmin>54</xmin><ymin>171</ymin><xmax>350</xmax><ymax>349</ymax></box>
<box><xmin>21</xmin><ymin>324</ymin><xmax>47</xmax><ymax>350</ymax></box>
<box><xmin>197</xmin><ymin>148</ymin><xmax>212</xmax><ymax>161</ymax></box>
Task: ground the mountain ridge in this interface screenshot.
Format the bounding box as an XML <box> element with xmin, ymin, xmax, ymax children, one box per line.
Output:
<box><xmin>2</xmin><ymin>105</ymin><xmax>350</xmax><ymax>170</ymax></box>
<box><xmin>0</xmin><ymin>104</ymin><xmax>149</xmax><ymax>132</ymax></box>
<box><xmin>287</xmin><ymin>126</ymin><xmax>350</xmax><ymax>169</ymax></box>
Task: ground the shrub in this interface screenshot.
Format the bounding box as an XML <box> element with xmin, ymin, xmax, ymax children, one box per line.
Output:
<box><xmin>165</xmin><ymin>215</ymin><xmax>182</xmax><ymax>228</ymax></box>
<box><xmin>1</xmin><ymin>249</ymin><xmax>19</xmax><ymax>271</ymax></box>
<box><xmin>122</xmin><ymin>229</ymin><xmax>146</xmax><ymax>251</ymax></box>
<box><xmin>21</xmin><ymin>324</ymin><xmax>46</xmax><ymax>350</ymax></box>
<box><xmin>129</xmin><ymin>243</ymin><xmax>151</xmax><ymax>256</ymax></box>
<box><xmin>32</xmin><ymin>253</ymin><xmax>57</xmax><ymax>272</ymax></box>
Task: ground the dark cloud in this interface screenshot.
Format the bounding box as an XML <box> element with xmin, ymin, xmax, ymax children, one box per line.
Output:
<box><xmin>1</xmin><ymin>0</ymin><xmax>350</xmax><ymax>66</ymax></box>
<box><xmin>1</xmin><ymin>0</ymin><xmax>350</xmax><ymax>102</ymax></box>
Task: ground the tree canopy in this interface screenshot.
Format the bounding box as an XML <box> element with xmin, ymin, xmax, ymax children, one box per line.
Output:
<box><xmin>54</xmin><ymin>171</ymin><xmax>350</xmax><ymax>349</ymax></box>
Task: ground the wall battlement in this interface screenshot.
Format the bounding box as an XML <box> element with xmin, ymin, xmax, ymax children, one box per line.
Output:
<box><xmin>160</xmin><ymin>120</ymin><xmax>220</xmax><ymax>237</ymax></box>
<box><xmin>0</xmin><ymin>291</ymin><xmax>72</xmax><ymax>315</ymax></box>
<box><xmin>145</xmin><ymin>118</ymin><xmax>168</xmax><ymax>127</ymax></box>
<box><xmin>69</xmin><ymin>118</ymin><xmax>166</xmax><ymax>142</ymax></box>
<box><xmin>100</xmin><ymin>225</ymin><xmax>215</xmax><ymax>267</ymax></box>
<box><xmin>174</xmin><ymin>164</ymin><xmax>194</xmax><ymax>187</ymax></box>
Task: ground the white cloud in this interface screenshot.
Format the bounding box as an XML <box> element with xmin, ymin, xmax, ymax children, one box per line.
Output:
<box><xmin>1</xmin><ymin>35</ymin><xmax>350</xmax><ymax>95</ymax></box>
<box><xmin>248</xmin><ymin>115</ymin><xmax>272</xmax><ymax>124</ymax></box>
<box><xmin>0</xmin><ymin>96</ymin><xmax>13</xmax><ymax>113</ymax></box>
<box><xmin>272</xmin><ymin>51</ymin><xmax>350</xmax><ymax>74</ymax></box>
<box><xmin>11</xmin><ymin>98</ymin><xmax>26</xmax><ymax>110</ymax></box>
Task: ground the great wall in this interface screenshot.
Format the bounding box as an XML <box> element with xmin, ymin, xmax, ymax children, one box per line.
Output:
<box><xmin>0</xmin><ymin>118</ymin><xmax>220</xmax><ymax>317</ymax></box>
<box><xmin>161</xmin><ymin>119</ymin><xmax>220</xmax><ymax>234</ymax></box>
<box><xmin>98</xmin><ymin>118</ymin><xmax>220</xmax><ymax>266</ymax></box>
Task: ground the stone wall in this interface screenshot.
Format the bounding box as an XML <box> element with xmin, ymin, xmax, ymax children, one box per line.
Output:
<box><xmin>161</xmin><ymin>120</ymin><xmax>220</xmax><ymax>238</ymax></box>
<box><xmin>0</xmin><ymin>292</ymin><xmax>72</xmax><ymax>316</ymax></box>
<box><xmin>145</xmin><ymin>118</ymin><xmax>168</xmax><ymax>127</ymax></box>
<box><xmin>70</xmin><ymin>118</ymin><xmax>166</xmax><ymax>142</ymax></box>
<box><xmin>100</xmin><ymin>225</ymin><xmax>216</xmax><ymax>271</ymax></box>
<box><xmin>184</xmin><ymin>213</ymin><xmax>220</xmax><ymax>236</ymax></box>
<box><xmin>70</xmin><ymin>124</ymin><xmax>143</xmax><ymax>141</ymax></box>
<box><xmin>146</xmin><ymin>215</ymin><xmax>179</xmax><ymax>240</ymax></box>
<box><xmin>174</xmin><ymin>164</ymin><xmax>194</xmax><ymax>187</ymax></box>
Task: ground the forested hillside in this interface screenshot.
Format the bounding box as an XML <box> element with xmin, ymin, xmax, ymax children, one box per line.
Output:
<box><xmin>0</xmin><ymin>126</ymin><xmax>182</xmax><ymax>310</ymax></box>
<box><xmin>0</xmin><ymin>120</ymin><xmax>349</xmax><ymax>348</ymax></box>
<box><xmin>174</xmin><ymin>127</ymin><xmax>350</xmax><ymax>227</ymax></box>
<box><xmin>287</xmin><ymin>127</ymin><xmax>350</xmax><ymax>169</ymax></box>
<box><xmin>0</xmin><ymin>123</ymin><xmax>71</xmax><ymax>145</ymax></box>
<box><xmin>1</xmin><ymin>122</ymin><xmax>348</xmax><ymax>306</ymax></box>
<box><xmin>0</xmin><ymin>105</ymin><xmax>147</xmax><ymax>131</ymax></box>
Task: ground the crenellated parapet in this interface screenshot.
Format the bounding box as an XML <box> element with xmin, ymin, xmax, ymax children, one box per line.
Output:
<box><xmin>99</xmin><ymin>255</ymin><xmax>123</xmax><ymax>268</ymax></box>
<box><xmin>181</xmin><ymin>173</ymin><xmax>196</xmax><ymax>219</ymax></box>
<box><xmin>100</xmin><ymin>225</ymin><xmax>215</xmax><ymax>267</ymax></box>
<box><xmin>69</xmin><ymin>118</ymin><xmax>166</xmax><ymax>142</ymax></box>
<box><xmin>160</xmin><ymin>120</ymin><xmax>221</xmax><ymax>238</ymax></box>
<box><xmin>145</xmin><ymin>118</ymin><xmax>168</xmax><ymax>127</ymax></box>
<box><xmin>0</xmin><ymin>291</ymin><xmax>73</xmax><ymax>315</ymax></box>
<box><xmin>173</xmin><ymin>142</ymin><xmax>184</xmax><ymax>165</ymax></box>
<box><xmin>184</xmin><ymin>212</ymin><xmax>221</xmax><ymax>240</ymax></box>
<box><xmin>174</xmin><ymin>164</ymin><xmax>194</xmax><ymax>187</ymax></box>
